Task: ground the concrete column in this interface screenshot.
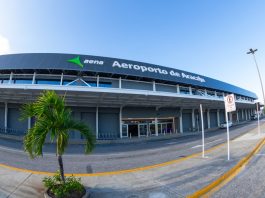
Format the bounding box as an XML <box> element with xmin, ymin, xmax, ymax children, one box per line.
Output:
<box><xmin>207</xmin><ymin>109</ymin><xmax>211</xmax><ymax>129</ymax></box>
<box><xmin>236</xmin><ymin>111</ymin><xmax>239</xmax><ymax>122</ymax></box>
<box><xmin>28</xmin><ymin>118</ymin><xmax>31</xmax><ymax>130</ymax></box>
<box><xmin>120</xmin><ymin>106</ymin><xmax>123</xmax><ymax>138</ymax></box>
<box><xmin>60</xmin><ymin>73</ymin><xmax>64</xmax><ymax>85</ymax></box>
<box><xmin>96</xmin><ymin>75</ymin><xmax>99</xmax><ymax>87</ymax></box>
<box><xmin>32</xmin><ymin>72</ymin><xmax>36</xmax><ymax>84</ymax></box>
<box><xmin>96</xmin><ymin>107</ymin><xmax>98</xmax><ymax>139</ymax></box>
<box><xmin>4</xmin><ymin>102</ymin><xmax>7</xmax><ymax>132</ymax></box>
<box><xmin>215</xmin><ymin>91</ymin><xmax>217</xmax><ymax>97</ymax></box>
<box><xmin>192</xmin><ymin>109</ymin><xmax>195</xmax><ymax>130</ymax></box>
<box><xmin>9</xmin><ymin>72</ymin><xmax>13</xmax><ymax>84</ymax></box>
<box><xmin>153</xmin><ymin>81</ymin><xmax>156</xmax><ymax>91</ymax></box>
<box><xmin>155</xmin><ymin>117</ymin><xmax>158</xmax><ymax>136</ymax></box>
<box><xmin>245</xmin><ymin>109</ymin><xmax>248</xmax><ymax>120</ymax></box>
<box><xmin>176</xmin><ymin>85</ymin><xmax>180</xmax><ymax>93</ymax></box>
<box><xmin>248</xmin><ymin>109</ymin><xmax>251</xmax><ymax>119</ymax></box>
<box><xmin>179</xmin><ymin>110</ymin><xmax>183</xmax><ymax>133</ymax></box>
<box><xmin>217</xmin><ymin>109</ymin><xmax>220</xmax><ymax>126</ymax></box>
<box><xmin>119</xmin><ymin>77</ymin><xmax>122</xmax><ymax>89</ymax></box>
<box><xmin>189</xmin><ymin>87</ymin><xmax>192</xmax><ymax>95</ymax></box>
<box><xmin>205</xmin><ymin>89</ymin><xmax>207</xmax><ymax>96</ymax></box>
<box><xmin>242</xmin><ymin>109</ymin><xmax>244</xmax><ymax>120</ymax></box>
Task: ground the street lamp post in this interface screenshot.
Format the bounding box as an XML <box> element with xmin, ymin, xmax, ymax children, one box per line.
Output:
<box><xmin>247</xmin><ymin>48</ymin><xmax>265</xmax><ymax>110</ymax></box>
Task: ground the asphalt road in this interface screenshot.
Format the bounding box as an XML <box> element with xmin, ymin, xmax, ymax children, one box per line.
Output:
<box><xmin>0</xmin><ymin>120</ymin><xmax>263</xmax><ymax>174</ymax></box>
<box><xmin>213</xmin><ymin>136</ymin><xmax>265</xmax><ymax>198</ymax></box>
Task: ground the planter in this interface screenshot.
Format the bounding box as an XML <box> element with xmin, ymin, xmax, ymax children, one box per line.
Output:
<box><xmin>44</xmin><ymin>187</ymin><xmax>90</xmax><ymax>198</ymax></box>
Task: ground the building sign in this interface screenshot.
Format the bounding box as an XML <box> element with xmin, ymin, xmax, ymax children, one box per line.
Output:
<box><xmin>224</xmin><ymin>94</ymin><xmax>236</xmax><ymax>112</ymax></box>
<box><xmin>80</xmin><ymin>57</ymin><xmax>206</xmax><ymax>83</ymax></box>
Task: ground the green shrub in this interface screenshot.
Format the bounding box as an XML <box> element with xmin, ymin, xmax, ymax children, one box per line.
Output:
<box><xmin>43</xmin><ymin>171</ymin><xmax>84</xmax><ymax>198</ymax></box>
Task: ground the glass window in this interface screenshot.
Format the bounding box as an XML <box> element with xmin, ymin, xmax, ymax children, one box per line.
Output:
<box><xmin>14</xmin><ymin>79</ymin><xmax>32</xmax><ymax>84</ymax></box>
<box><xmin>179</xmin><ymin>86</ymin><xmax>190</xmax><ymax>94</ymax></box>
<box><xmin>99</xmin><ymin>82</ymin><xmax>112</xmax><ymax>88</ymax></box>
<box><xmin>0</xmin><ymin>79</ymin><xmax>9</xmax><ymax>84</ymax></box>
<box><xmin>36</xmin><ymin>79</ymin><xmax>60</xmax><ymax>85</ymax></box>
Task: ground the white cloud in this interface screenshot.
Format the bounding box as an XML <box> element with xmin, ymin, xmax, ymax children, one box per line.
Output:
<box><xmin>0</xmin><ymin>34</ymin><xmax>11</xmax><ymax>55</ymax></box>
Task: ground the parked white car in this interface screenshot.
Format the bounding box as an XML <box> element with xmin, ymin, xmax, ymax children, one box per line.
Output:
<box><xmin>220</xmin><ymin>121</ymin><xmax>233</xmax><ymax>129</ymax></box>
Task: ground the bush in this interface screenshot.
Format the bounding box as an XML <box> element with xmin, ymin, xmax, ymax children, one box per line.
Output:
<box><xmin>43</xmin><ymin>171</ymin><xmax>85</xmax><ymax>198</ymax></box>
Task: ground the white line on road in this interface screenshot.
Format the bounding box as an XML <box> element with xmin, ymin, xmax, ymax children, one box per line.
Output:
<box><xmin>191</xmin><ymin>139</ymin><xmax>223</xmax><ymax>149</ymax></box>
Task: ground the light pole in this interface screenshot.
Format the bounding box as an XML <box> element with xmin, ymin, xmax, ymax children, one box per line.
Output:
<box><xmin>247</xmin><ymin>48</ymin><xmax>265</xmax><ymax>110</ymax></box>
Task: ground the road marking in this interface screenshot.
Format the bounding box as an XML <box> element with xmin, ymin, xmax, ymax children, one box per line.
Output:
<box><xmin>256</xmin><ymin>153</ymin><xmax>265</xmax><ymax>156</ymax></box>
<box><xmin>191</xmin><ymin>139</ymin><xmax>222</xmax><ymax>149</ymax></box>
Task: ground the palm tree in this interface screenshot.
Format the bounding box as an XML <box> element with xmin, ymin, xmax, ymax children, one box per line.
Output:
<box><xmin>20</xmin><ymin>90</ymin><xmax>95</xmax><ymax>183</ymax></box>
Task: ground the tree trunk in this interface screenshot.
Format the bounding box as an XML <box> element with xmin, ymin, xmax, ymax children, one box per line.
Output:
<box><xmin>58</xmin><ymin>155</ymin><xmax>65</xmax><ymax>184</ymax></box>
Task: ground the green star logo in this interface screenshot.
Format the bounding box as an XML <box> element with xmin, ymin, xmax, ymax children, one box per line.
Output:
<box><xmin>67</xmin><ymin>56</ymin><xmax>84</xmax><ymax>68</ymax></box>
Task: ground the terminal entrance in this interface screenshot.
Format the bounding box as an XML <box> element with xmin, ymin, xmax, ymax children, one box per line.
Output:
<box><xmin>122</xmin><ymin>118</ymin><xmax>175</xmax><ymax>138</ymax></box>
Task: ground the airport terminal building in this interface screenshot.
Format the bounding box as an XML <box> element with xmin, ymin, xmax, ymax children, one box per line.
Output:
<box><xmin>0</xmin><ymin>53</ymin><xmax>257</xmax><ymax>140</ymax></box>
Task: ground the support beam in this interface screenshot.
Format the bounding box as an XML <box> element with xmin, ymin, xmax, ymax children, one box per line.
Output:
<box><xmin>96</xmin><ymin>107</ymin><xmax>98</xmax><ymax>139</ymax></box>
<box><xmin>28</xmin><ymin>118</ymin><xmax>31</xmax><ymax>130</ymax></box>
<box><xmin>119</xmin><ymin>77</ymin><xmax>122</xmax><ymax>89</ymax></box>
<box><xmin>32</xmin><ymin>72</ymin><xmax>36</xmax><ymax>84</ymax></box>
<box><xmin>236</xmin><ymin>111</ymin><xmax>239</xmax><ymax>123</ymax></box>
<box><xmin>155</xmin><ymin>117</ymin><xmax>158</xmax><ymax>136</ymax></box>
<box><xmin>192</xmin><ymin>109</ymin><xmax>195</xmax><ymax>129</ymax></box>
<box><xmin>4</xmin><ymin>102</ymin><xmax>7</xmax><ymax>132</ymax></box>
<box><xmin>153</xmin><ymin>81</ymin><xmax>156</xmax><ymax>91</ymax></box>
<box><xmin>60</xmin><ymin>73</ymin><xmax>64</xmax><ymax>85</ymax></box>
<box><xmin>179</xmin><ymin>109</ymin><xmax>183</xmax><ymax>133</ymax></box>
<box><xmin>207</xmin><ymin>109</ymin><xmax>211</xmax><ymax>129</ymax></box>
<box><xmin>217</xmin><ymin>109</ymin><xmax>220</xmax><ymax>126</ymax></box>
<box><xmin>189</xmin><ymin>87</ymin><xmax>192</xmax><ymax>95</ymax></box>
<box><xmin>242</xmin><ymin>109</ymin><xmax>245</xmax><ymax>120</ymax></box>
<box><xmin>96</xmin><ymin>75</ymin><xmax>99</xmax><ymax>87</ymax></box>
<box><xmin>9</xmin><ymin>72</ymin><xmax>13</xmax><ymax>84</ymax></box>
<box><xmin>245</xmin><ymin>109</ymin><xmax>248</xmax><ymax>120</ymax></box>
<box><xmin>120</xmin><ymin>106</ymin><xmax>123</xmax><ymax>138</ymax></box>
<box><xmin>176</xmin><ymin>84</ymin><xmax>180</xmax><ymax>93</ymax></box>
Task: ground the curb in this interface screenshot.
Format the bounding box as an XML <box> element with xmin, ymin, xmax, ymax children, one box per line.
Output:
<box><xmin>187</xmin><ymin>136</ymin><xmax>265</xmax><ymax>197</ymax></box>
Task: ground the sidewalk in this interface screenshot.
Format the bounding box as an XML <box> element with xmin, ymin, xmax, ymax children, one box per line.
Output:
<box><xmin>1</xmin><ymin>123</ymin><xmax>265</xmax><ymax>198</ymax></box>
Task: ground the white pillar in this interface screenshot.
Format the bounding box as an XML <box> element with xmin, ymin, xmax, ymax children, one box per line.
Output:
<box><xmin>217</xmin><ymin>109</ymin><xmax>220</xmax><ymax>126</ymax></box>
<box><xmin>153</xmin><ymin>81</ymin><xmax>156</xmax><ymax>91</ymax></box>
<box><xmin>9</xmin><ymin>72</ymin><xmax>13</xmax><ymax>84</ymax></box>
<box><xmin>236</xmin><ymin>111</ymin><xmax>239</xmax><ymax>122</ymax></box>
<box><xmin>155</xmin><ymin>117</ymin><xmax>158</xmax><ymax>136</ymax></box>
<box><xmin>4</xmin><ymin>102</ymin><xmax>7</xmax><ymax>132</ymax></box>
<box><xmin>28</xmin><ymin>118</ymin><xmax>31</xmax><ymax>130</ymax></box>
<box><xmin>96</xmin><ymin>107</ymin><xmax>98</xmax><ymax>139</ymax></box>
<box><xmin>119</xmin><ymin>77</ymin><xmax>122</xmax><ymax>89</ymax></box>
<box><xmin>192</xmin><ymin>109</ymin><xmax>195</xmax><ymax>130</ymax></box>
<box><xmin>207</xmin><ymin>109</ymin><xmax>211</xmax><ymax>129</ymax></box>
<box><xmin>245</xmin><ymin>109</ymin><xmax>248</xmax><ymax>120</ymax></box>
<box><xmin>96</xmin><ymin>75</ymin><xmax>99</xmax><ymax>87</ymax></box>
<box><xmin>60</xmin><ymin>73</ymin><xmax>64</xmax><ymax>85</ymax></box>
<box><xmin>179</xmin><ymin>109</ymin><xmax>183</xmax><ymax>133</ymax></box>
<box><xmin>176</xmin><ymin>85</ymin><xmax>180</xmax><ymax>93</ymax></box>
<box><xmin>189</xmin><ymin>87</ymin><xmax>192</xmax><ymax>95</ymax></box>
<box><xmin>32</xmin><ymin>72</ymin><xmax>36</xmax><ymax>84</ymax></box>
<box><xmin>120</xmin><ymin>106</ymin><xmax>123</xmax><ymax>138</ymax></box>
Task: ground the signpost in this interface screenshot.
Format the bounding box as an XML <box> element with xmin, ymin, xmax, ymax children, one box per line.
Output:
<box><xmin>200</xmin><ymin>104</ymin><xmax>205</xmax><ymax>158</ymax></box>
<box><xmin>224</xmin><ymin>94</ymin><xmax>236</xmax><ymax>160</ymax></box>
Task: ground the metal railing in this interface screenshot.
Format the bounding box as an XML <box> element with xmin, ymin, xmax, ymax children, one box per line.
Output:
<box><xmin>0</xmin><ymin>128</ymin><xmax>26</xmax><ymax>136</ymax></box>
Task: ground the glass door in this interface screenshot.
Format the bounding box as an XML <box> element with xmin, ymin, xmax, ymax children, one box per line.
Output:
<box><xmin>138</xmin><ymin>124</ymin><xmax>148</xmax><ymax>137</ymax></box>
<box><xmin>161</xmin><ymin>123</ymin><xmax>167</xmax><ymax>134</ymax></box>
<box><xmin>149</xmin><ymin>123</ymin><xmax>156</xmax><ymax>136</ymax></box>
<box><xmin>122</xmin><ymin>124</ymin><xmax>128</xmax><ymax>137</ymax></box>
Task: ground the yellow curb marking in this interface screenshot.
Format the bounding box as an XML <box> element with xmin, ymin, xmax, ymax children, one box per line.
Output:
<box><xmin>187</xmin><ymin>136</ymin><xmax>265</xmax><ymax>198</ymax></box>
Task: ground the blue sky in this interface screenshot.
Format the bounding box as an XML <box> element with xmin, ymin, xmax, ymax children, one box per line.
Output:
<box><xmin>0</xmin><ymin>0</ymin><xmax>265</xmax><ymax>102</ymax></box>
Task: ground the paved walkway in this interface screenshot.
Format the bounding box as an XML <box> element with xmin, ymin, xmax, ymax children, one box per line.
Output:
<box><xmin>1</xmin><ymin>122</ymin><xmax>265</xmax><ymax>198</ymax></box>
